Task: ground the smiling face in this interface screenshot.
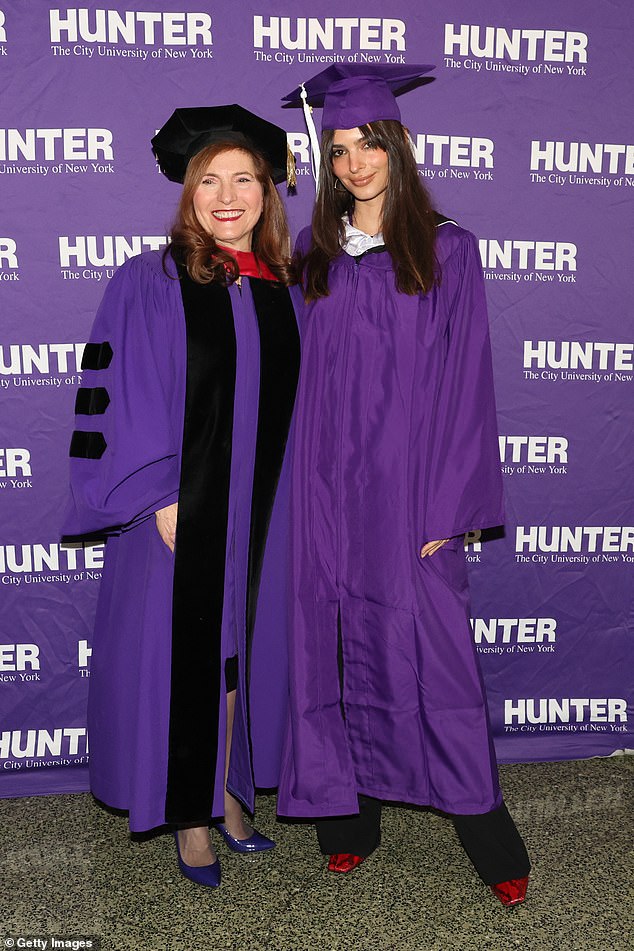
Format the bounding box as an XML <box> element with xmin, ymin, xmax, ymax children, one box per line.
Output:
<box><xmin>330</xmin><ymin>127</ymin><xmax>389</xmax><ymax>208</ymax></box>
<box><xmin>192</xmin><ymin>148</ymin><xmax>264</xmax><ymax>251</ymax></box>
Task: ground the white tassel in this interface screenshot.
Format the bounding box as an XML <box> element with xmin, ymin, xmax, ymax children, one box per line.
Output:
<box><xmin>300</xmin><ymin>83</ymin><xmax>321</xmax><ymax>191</ymax></box>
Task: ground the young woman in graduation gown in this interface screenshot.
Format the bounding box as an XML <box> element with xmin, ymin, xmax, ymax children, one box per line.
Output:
<box><xmin>63</xmin><ymin>106</ymin><xmax>300</xmax><ymax>888</ymax></box>
<box><xmin>278</xmin><ymin>66</ymin><xmax>531</xmax><ymax>906</ymax></box>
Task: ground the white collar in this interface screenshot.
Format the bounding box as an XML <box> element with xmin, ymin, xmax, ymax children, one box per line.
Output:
<box><xmin>342</xmin><ymin>220</ymin><xmax>385</xmax><ymax>257</ymax></box>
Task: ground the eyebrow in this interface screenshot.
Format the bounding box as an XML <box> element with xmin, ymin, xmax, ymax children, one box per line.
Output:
<box><xmin>331</xmin><ymin>135</ymin><xmax>367</xmax><ymax>150</ymax></box>
<box><xmin>202</xmin><ymin>170</ymin><xmax>256</xmax><ymax>176</ymax></box>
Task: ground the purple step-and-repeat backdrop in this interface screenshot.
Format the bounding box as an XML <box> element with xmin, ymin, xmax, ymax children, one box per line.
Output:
<box><xmin>1</xmin><ymin>1</ymin><xmax>633</xmax><ymax>798</ymax></box>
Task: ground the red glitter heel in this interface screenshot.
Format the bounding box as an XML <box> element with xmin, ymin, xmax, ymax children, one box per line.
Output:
<box><xmin>490</xmin><ymin>876</ymin><xmax>529</xmax><ymax>907</ymax></box>
<box><xmin>328</xmin><ymin>853</ymin><xmax>365</xmax><ymax>873</ymax></box>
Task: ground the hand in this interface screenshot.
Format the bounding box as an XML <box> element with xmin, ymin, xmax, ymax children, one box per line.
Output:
<box><xmin>155</xmin><ymin>502</ymin><xmax>178</xmax><ymax>552</ymax></box>
<box><xmin>419</xmin><ymin>539</ymin><xmax>450</xmax><ymax>558</ymax></box>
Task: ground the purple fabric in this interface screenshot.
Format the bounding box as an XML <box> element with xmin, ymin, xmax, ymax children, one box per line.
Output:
<box><xmin>283</xmin><ymin>63</ymin><xmax>435</xmax><ymax>131</ymax></box>
<box><xmin>63</xmin><ymin>252</ymin><xmax>291</xmax><ymax>830</ymax></box>
<box><xmin>278</xmin><ymin>222</ymin><xmax>504</xmax><ymax>817</ymax></box>
<box><xmin>321</xmin><ymin>76</ymin><xmax>403</xmax><ymax>130</ymax></box>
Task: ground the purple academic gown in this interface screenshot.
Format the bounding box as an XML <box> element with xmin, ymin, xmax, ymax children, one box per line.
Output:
<box><xmin>277</xmin><ymin>221</ymin><xmax>504</xmax><ymax>818</ymax></box>
<box><xmin>63</xmin><ymin>250</ymin><xmax>299</xmax><ymax>832</ymax></box>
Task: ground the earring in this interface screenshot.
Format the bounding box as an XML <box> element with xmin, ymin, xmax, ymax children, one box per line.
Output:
<box><xmin>334</xmin><ymin>179</ymin><xmax>346</xmax><ymax>191</ymax></box>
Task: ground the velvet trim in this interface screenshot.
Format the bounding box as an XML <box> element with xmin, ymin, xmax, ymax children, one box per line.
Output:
<box><xmin>74</xmin><ymin>386</ymin><xmax>110</xmax><ymax>415</ymax></box>
<box><xmin>165</xmin><ymin>269</ymin><xmax>236</xmax><ymax>823</ymax></box>
<box><xmin>69</xmin><ymin>430</ymin><xmax>107</xmax><ymax>459</ymax></box>
<box><xmin>245</xmin><ymin>280</ymin><xmax>300</xmax><ymax>671</ymax></box>
<box><xmin>164</xmin><ymin>273</ymin><xmax>299</xmax><ymax>823</ymax></box>
<box><xmin>81</xmin><ymin>341</ymin><xmax>113</xmax><ymax>371</ymax></box>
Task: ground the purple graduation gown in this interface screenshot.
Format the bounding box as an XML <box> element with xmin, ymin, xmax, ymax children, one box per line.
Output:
<box><xmin>63</xmin><ymin>250</ymin><xmax>299</xmax><ymax>832</ymax></box>
<box><xmin>277</xmin><ymin>221</ymin><xmax>504</xmax><ymax>818</ymax></box>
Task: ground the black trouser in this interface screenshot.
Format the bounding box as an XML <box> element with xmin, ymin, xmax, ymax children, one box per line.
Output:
<box><xmin>315</xmin><ymin>795</ymin><xmax>530</xmax><ymax>885</ymax></box>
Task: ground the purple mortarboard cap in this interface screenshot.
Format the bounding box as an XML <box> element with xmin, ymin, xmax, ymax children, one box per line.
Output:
<box><xmin>283</xmin><ymin>63</ymin><xmax>434</xmax><ymax>131</ymax></box>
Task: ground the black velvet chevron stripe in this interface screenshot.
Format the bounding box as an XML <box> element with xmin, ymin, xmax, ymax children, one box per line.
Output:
<box><xmin>74</xmin><ymin>387</ymin><xmax>110</xmax><ymax>415</ymax></box>
<box><xmin>69</xmin><ymin>430</ymin><xmax>107</xmax><ymax>459</ymax></box>
<box><xmin>81</xmin><ymin>342</ymin><xmax>113</xmax><ymax>370</ymax></box>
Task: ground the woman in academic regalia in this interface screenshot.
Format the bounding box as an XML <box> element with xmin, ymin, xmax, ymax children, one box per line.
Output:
<box><xmin>278</xmin><ymin>65</ymin><xmax>531</xmax><ymax>906</ymax></box>
<box><xmin>64</xmin><ymin>106</ymin><xmax>300</xmax><ymax>888</ymax></box>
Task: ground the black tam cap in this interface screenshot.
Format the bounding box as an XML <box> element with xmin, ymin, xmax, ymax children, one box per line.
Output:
<box><xmin>152</xmin><ymin>104</ymin><xmax>293</xmax><ymax>185</ymax></box>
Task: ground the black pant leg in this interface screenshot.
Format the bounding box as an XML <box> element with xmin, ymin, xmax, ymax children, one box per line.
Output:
<box><xmin>452</xmin><ymin>801</ymin><xmax>530</xmax><ymax>885</ymax></box>
<box><xmin>316</xmin><ymin>611</ymin><xmax>382</xmax><ymax>857</ymax></box>
<box><xmin>315</xmin><ymin>795</ymin><xmax>382</xmax><ymax>857</ymax></box>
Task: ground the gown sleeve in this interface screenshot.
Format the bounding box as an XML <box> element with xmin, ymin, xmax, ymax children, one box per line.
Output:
<box><xmin>63</xmin><ymin>254</ymin><xmax>184</xmax><ymax>537</ymax></box>
<box><xmin>423</xmin><ymin>230</ymin><xmax>504</xmax><ymax>543</ymax></box>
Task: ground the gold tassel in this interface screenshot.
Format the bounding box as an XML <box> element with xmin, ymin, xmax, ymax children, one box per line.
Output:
<box><xmin>286</xmin><ymin>144</ymin><xmax>297</xmax><ymax>189</ymax></box>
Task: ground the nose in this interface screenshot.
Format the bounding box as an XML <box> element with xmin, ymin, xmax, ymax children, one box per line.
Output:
<box><xmin>217</xmin><ymin>180</ymin><xmax>236</xmax><ymax>204</ymax></box>
<box><xmin>348</xmin><ymin>146</ymin><xmax>366</xmax><ymax>174</ymax></box>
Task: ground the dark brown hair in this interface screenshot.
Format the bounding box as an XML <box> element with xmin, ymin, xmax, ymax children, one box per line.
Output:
<box><xmin>166</xmin><ymin>142</ymin><xmax>293</xmax><ymax>285</ymax></box>
<box><xmin>297</xmin><ymin>121</ymin><xmax>438</xmax><ymax>300</ymax></box>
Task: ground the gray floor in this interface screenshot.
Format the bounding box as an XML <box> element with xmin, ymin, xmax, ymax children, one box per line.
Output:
<box><xmin>2</xmin><ymin>757</ymin><xmax>632</xmax><ymax>951</ymax></box>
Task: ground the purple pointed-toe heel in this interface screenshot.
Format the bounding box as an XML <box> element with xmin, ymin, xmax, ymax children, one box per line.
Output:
<box><xmin>174</xmin><ymin>831</ymin><xmax>221</xmax><ymax>887</ymax></box>
<box><xmin>215</xmin><ymin>822</ymin><xmax>275</xmax><ymax>853</ymax></box>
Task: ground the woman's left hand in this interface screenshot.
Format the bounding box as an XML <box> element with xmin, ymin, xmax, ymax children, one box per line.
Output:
<box><xmin>419</xmin><ymin>539</ymin><xmax>450</xmax><ymax>558</ymax></box>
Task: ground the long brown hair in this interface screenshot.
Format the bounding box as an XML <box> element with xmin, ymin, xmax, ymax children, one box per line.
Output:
<box><xmin>298</xmin><ymin>121</ymin><xmax>438</xmax><ymax>300</ymax></box>
<box><xmin>167</xmin><ymin>142</ymin><xmax>293</xmax><ymax>285</ymax></box>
